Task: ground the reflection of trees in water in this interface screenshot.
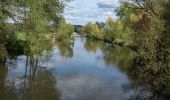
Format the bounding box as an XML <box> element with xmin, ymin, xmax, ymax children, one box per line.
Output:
<box><xmin>121</xmin><ymin>53</ymin><xmax>170</xmax><ymax>99</ymax></box>
<box><xmin>84</xmin><ymin>38</ymin><xmax>102</xmax><ymax>53</ymax></box>
<box><xmin>21</xmin><ymin>56</ymin><xmax>61</xmax><ymax>100</ymax></box>
<box><xmin>84</xmin><ymin>37</ymin><xmax>169</xmax><ymax>99</ymax></box>
<box><xmin>121</xmin><ymin>66</ymin><xmax>169</xmax><ymax>100</ymax></box>
<box><xmin>0</xmin><ymin>35</ymin><xmax>73</xmax><ymax>100</ymax></box>
<box><xmin>0</xmin><ymin>54</ymin><xmax>61</xmax><ymax>100</ymax></box>
<box><xmin>84</xmin><ymin>38</ymin><xmax>135</xmax><ymax>68</ymax></box>
<box><xmin>0</xmin><ymin>63</ymin><xmax>17</xmax><ymax>100</ymax></box>
<box><xmin>124</xmin><ymin>65</ymin><xmax>170</xmax><ymax>99</ymax></box>
<box><xmin>0</xmin><ymin>45</ymin><xmax>7</xmax><ymax>64</ymax></box>
<box><xmin>56</xmin><ymin>41</ymin><xmax>74</xmax><ymax>58</ymax></box>
<box><xmin>101</xmin><ymin>46</ymin><xmax>134</xmax><ymax>68</ymax></box>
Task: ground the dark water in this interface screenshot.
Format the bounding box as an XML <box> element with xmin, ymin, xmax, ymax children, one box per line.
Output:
<box><xmin>0</xmin><ymin>36</ymin><xmax>165</xmax><ymax>100</ymax></box>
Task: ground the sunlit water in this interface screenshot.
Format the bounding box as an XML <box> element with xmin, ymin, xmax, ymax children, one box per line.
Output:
<box><xmin>0</xmin><ymin>36</ymin><xmax>155</xmax><ymax>100</ymax></box>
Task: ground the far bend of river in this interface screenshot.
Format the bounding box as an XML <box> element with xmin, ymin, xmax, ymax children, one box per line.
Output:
<box><xmin>0</xmin><ymin>36</ymin><xmax>160</xmax><ymax>100</ymax></box>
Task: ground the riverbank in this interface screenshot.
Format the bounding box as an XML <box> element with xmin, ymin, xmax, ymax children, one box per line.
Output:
<box><xmin>76</xmin><ymin>33</ymin><xmax>136</xmax><ymax>51</ymax></box>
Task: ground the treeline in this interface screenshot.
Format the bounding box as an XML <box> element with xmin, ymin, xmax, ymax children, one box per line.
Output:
<box><xmin>80</xmin><ymin>0</ymin><xmax>170</xmax><ymax>97</ymax></box>
<box><xmin>79</xmin><ymin>18</ymin><xmax>133</xmax><ymax>46</ymax></box>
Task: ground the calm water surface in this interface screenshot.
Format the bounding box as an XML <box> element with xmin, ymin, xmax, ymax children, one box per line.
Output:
<box><xmin>0</xmin><ymin>36</ymin><xmax>154</xmax><ymax>100</ymax></box>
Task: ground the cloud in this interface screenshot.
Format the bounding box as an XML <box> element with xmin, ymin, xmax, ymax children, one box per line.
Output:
<box><xmin>63</xmin><ymin>0</ymin><xmax>120</xmax><ymax>25</ymax></box>
<box><xmin>97</xmin><ymin>0</ymin><xmax>119</xmax><ymax>8</ymax></box>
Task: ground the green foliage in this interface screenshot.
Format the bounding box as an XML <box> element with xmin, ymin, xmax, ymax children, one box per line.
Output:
<box><xmin>117</xmin><ymin>0</ymin><xmax>170</xmax><ymax>97</ymax></box>
<box><xmin>17</xmin><ymin>32</ymin><xmax>26</xmax><ymax>41</ymax></box>
<box><xmin>0</xmin><ymin>0</ymin><xmax>72</xmax><ymax>58</ymax></box>
<box><xmin>115</xmin><ymin>2</ymin><xmax>140</xmax><ymax>24</ymax></box>
<box><xmin>81</xmin><ymin>17</ymin><xmax>133</xmax><ymax>45</ymax></box>
<box><xmin>83</xmin><ymin>22</ymin><xmax>100</xmax><ymax>38</ymax></box>
<box><xmin>55</xmin><ymin>18</ymin><xmax>74</xmax><ymax>43</ymax></box>
<box><xmin>0</xmin><ymin>0</ymin><xmax>66</xmax><ymax>33</ymax></box>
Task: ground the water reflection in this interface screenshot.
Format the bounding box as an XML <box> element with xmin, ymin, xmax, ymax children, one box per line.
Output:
<box><xmin>22</xmin><ymin>56</ymin><xmax>61</xmax><ymax>100</ymax></box>
<box><xmin>56</xmin><ymin>41</ymin><xmax>74</xmax><ymax>58</ymax></box>
<box><xmin>0</xmin><ymin>36</ymin><xmax>169</xmax><ymax>100</ymax></box>
<box><xmin>84</xmin><ymin>38</ymin><xmax>135</xmax><ymax>70</ymax></box>
<box><xmin>0</xmin><ymin>63</ymin><xmax>17</xmax><ymax>100</ymax></box>
<box><xmin>84</xmin><ymin>37</ymin><xmax>169</xmax><ymax>99</ymax></box>
<box><xmin>84</xmin><ymin>38</ymin><xmax>102</xmax><ymax>53</ymax></box>
<box><xmin>0</xmin><ymin>55</ymin><xmax>61</xmax><ymax>100</ymax></box>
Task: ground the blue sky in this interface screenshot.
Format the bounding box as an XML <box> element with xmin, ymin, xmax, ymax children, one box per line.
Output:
<box><xmin>63</xmin><ymin>0</ymin><xmax>120</xmax><ymax>25</ymax></box>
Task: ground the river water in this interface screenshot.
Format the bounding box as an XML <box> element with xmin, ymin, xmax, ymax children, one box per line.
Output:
<box><xmin>0</xmin><ymin>36</ymin><xmax>162</xmax><ymax>100</ymax></box>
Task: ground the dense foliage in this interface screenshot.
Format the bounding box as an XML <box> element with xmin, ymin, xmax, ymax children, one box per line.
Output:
<box><xmin>0</xmin><ymin>0</ymin><xmax>74</xmax><ymax>61</ymax></box>
<box><xmin>79</xmin><ymin>17</ymin><xmax>133</xmax><ymax>46</ymax></box>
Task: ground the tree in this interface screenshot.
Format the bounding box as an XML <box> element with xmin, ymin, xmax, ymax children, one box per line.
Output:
<box><xmin>83</xmin><ymin>22</ymin><xmax>100</xmax><ymax>38</ymax></box>
<box><xmin>117</xmin><ymin>0</ymin><xmax>170</xmax><ymax>97</ymax></box>
<box><xmin>115</xmin><ymin>2</ymin><xmax>139</xmax><ymax>24</ymax></box>
<box><xmin>127</xmin><ymin>0</ymin><xmax>161</xmax><ymax>16</ymax></box>
<box><xmin>0</xmin><ymin>0</ymin><xmax>70</xmax><ymax>37</ymax></box>
<box><xmin>0</xmin><ymin>0</ymin><xmax>71</xmax><ymax>64</ymax></box>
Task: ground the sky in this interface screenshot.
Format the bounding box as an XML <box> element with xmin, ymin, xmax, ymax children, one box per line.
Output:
<box><xmin>63</xmin><ymin>0</ymin><xmax>120</xmax><ymax>25</ymax></box>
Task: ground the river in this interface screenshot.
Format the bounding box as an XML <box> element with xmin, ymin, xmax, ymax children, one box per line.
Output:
<box><xmin>0</xmin><ymin>36</ymin><xmax>164</xmax><ymax>100</ymax></box>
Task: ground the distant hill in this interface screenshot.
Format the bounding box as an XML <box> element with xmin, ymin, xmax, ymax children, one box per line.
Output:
<box><xmin>74</xmin><ymin>25</ymin><xmax>84</xmax><ymax>33</ymax></box>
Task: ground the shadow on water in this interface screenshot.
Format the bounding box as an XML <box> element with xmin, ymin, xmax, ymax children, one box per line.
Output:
<box><xmin>0</xmin><ymin>36</ymin><xmax>169</xmax><ymax>100</ymax></box>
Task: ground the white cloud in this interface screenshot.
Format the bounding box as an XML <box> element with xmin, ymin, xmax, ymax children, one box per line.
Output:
<box><xmin>97</xmin><ymin>0</ymin><xmax>119</xmax><ymax>8</ymax></box>
<box><xmin>63</xmin><ymin>0</ymin><xmax>120</xmax><ymax>25</ymax></box>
